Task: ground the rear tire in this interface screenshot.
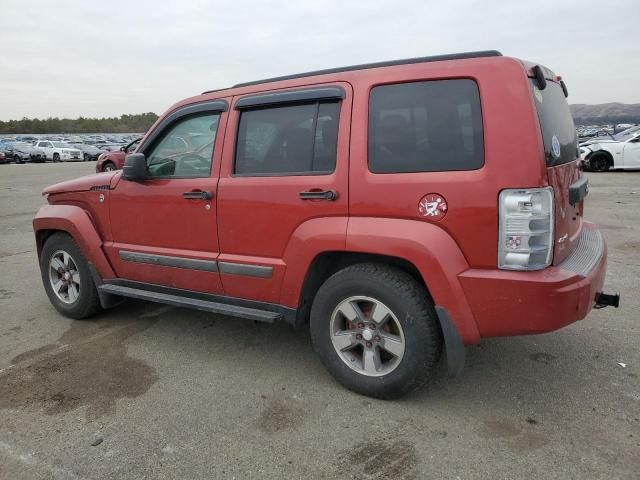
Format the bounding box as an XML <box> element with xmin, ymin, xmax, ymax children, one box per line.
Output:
<box><xmin>589</xmin><ymin>153</ymin><xmax>611</xmax><ymax>172</ymax></box>
<box><xmin>310</xmin><ymin>263</ymin><xmax>442</xmax><ymax>399</ymax></box>
<box><xmin>83</xmin><ymin>153</ymin><xmax>89</xmax><ymax>162</ymax></box>
<box><xmin>40</xmin><ymin>232</ymin><xmax>102</xmax><ymax>320</ymax></box>
<box><xmin>53</xmin><ymin>153</ymin><xmax>60</xmax><ymax>162</ymax></box>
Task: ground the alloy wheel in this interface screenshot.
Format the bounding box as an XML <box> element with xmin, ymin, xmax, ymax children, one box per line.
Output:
<box><xmin>329</xmin><ymin>296</ymin><xmax>405</xmax><ymax>377</ymax></box>
<box><xmin>48</xmin><ymin>250</ymin><xmax>81</xmax><ymax>304</ymax></box>
<box><xmin>591</xmin><ymin>156</ymin><xmax>608</xmax><ymax>172</ymax></box>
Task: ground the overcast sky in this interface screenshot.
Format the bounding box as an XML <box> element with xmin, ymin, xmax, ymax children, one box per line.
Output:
<box><xmin>1</xmin><ymin>0</ymin><xmax>638</xmax><ymax>121</ymax></box>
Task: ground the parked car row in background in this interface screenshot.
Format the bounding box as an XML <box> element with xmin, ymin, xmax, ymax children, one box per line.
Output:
<box><xmin>3</xmin><ymin>125</ymin><xmax>639</xmax><ymax>172</ymax></box>
<box><xmin>0</xmin><ymin>133</ymin><xmax>142</xmax><ymax>164</ymax></box>
<box><xmin>577</xmin><ymin>123</ymin><xmax>637</xmax><ymax>138</ymax></box>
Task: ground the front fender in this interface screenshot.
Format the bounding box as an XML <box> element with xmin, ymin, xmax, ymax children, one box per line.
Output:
<box><xmin>33</xmin><ymin>204</ymin><xmax>116</xmax><ymax>280</ymax></box>
<box><xmin>346</xmin><ymin>217</ymin><xmax>480</xmax><ymax>345</ymax></box>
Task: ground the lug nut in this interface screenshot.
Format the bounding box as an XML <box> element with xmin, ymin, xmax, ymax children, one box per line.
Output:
<box><xmin>356</xmin><ymin>334</ymin><xmax>362</xmax><ymax>340</ymax></box>
<box><xmin>369</xmin><ymin>324</ymin><xmax>376</xmax><ymax>330</ymax></box>
<box><xmin>366</xmin><ymin>342</ymin><xmax>372</xmax><ymax>348</ymax></box>
<box><xmin>358</xmin><ymin>323</ymin><xmax>364</xmax><ymax>329</ymax></box>
<box><xmin>374</xmin><ymin>335</ymin><xmax>380</xmax><ymax>342</ymax></box>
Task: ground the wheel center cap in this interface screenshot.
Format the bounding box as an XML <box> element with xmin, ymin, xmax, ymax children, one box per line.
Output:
<box><xmin>64</xmin><ymin>272</ymin><xmax>71</xmax><ymax>281</ymax></box>
<box><xmin>362</xmin><ymin>329</ymin><xmax>373</xmax><ymax>341</ymax></box>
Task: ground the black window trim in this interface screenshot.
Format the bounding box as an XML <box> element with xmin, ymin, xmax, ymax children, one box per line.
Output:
<box><xmin>232</xmin><ymin>97</ymin><xmax>342</xmax><ymax>178</ymax></box>
<box><xmin>234</xmin><ymin>86</ymin><xmax>345</xmax><ymax>110</ymax></box>
<box><xmin>366</xmin><ymin>77</ymin><xmax>485</xmax><ymax>175</ymax></box>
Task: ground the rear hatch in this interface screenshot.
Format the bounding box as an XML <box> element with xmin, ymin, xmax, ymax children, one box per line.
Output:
<box><xmin>529</xmin><ymin>72</ymin><xmax>583</xmax><ymax>264</ymax></box>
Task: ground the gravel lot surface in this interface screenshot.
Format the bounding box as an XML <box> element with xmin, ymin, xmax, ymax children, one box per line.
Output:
<box><xmin>0</xmin><ymin>162</ymin><xmax>638</xmax><ymax>479</ymax></box>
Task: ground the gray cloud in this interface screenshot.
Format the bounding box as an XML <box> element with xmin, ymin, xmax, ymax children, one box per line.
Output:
<box><xmin>0</xmin><ymin>0</ymin><xmax>638</xmax><ymax>120</ymax></box>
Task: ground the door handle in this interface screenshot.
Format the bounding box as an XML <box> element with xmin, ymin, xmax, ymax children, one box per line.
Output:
<box><xmin>299</xmin><ymin>189</ymin><xmax>338</xmax><ymax>201</ymax></box>
<box><xmin>183</xmin><ymin>190</ymin><xmax>212</xmax><ymax>200</ymax></box>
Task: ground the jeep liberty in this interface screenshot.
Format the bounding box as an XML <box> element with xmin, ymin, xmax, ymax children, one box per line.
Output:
<box><xmin>33</xmin><ymin>50</ymin><xmax>619</xmax><ymax>398</ymax></box>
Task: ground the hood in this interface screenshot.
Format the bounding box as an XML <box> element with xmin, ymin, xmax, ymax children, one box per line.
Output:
<box><xmin>104</xmin><ymin>150</ymin><xmax>126</xmax><ymax>159</ymax></box>
<box><xmin>43</xmin><ymin>171</ymin><xmax>118</xmax><ymax>195</ymax></box>
<box><xmin>580</xmin><ymin>138</ymin><xmax>617</xmax><ymax>147</ymax></box>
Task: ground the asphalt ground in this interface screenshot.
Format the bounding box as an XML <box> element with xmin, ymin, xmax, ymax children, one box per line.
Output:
<box><xmin>0</xmin><ymin>162</ymin><xmax>638</xmax><ymax>479</ymax></box>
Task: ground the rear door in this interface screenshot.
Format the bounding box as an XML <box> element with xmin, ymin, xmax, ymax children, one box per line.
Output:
<box><xmin>530</xmin><ymin>77</ymin><xmax>582</xmax><ymax>264</ymax></box>
<box><xmin>216</xmin><ymin>83</ymin><xmax>351</xmax><ymax>303</ymax></box>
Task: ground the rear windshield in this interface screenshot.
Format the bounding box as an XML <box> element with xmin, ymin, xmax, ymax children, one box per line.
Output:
<box><xmin>530</xmin><ymin>79</ymin><xmax>577</xmax><ymax>167</ymax></box>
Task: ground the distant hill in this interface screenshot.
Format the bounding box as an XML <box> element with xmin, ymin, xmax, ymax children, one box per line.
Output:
<box><xmin>570</xmin><ymin>103</ymin><xmax>640</xmax><ymax>125</ymax></box>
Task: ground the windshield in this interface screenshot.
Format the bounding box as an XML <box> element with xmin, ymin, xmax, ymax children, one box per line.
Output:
<box><xmin>613</xmin><ymin>126</ymin><xmax>640</xmax><ymax>141</ymax></box>
<box><xmin>530</xmin><ymin>79</ymin><xmax>577</xmax><ymax>167</ymax></box>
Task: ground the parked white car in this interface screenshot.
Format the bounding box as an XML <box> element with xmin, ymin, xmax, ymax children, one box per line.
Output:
<box><xmin>580</xmin><ymin>126</ymin><xmax>640</xmax><ymax>171</ymax></box>
<box><xmin>32</xmin><ymin>141</ymin><xmax>83</xmax><ymax>162</ymax></box>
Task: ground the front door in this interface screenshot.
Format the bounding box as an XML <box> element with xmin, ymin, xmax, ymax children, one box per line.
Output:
<box><xmin>216</xmin><ymin>83</ymin><xmax>352</xmax><ymax>303</ymax></box>
<box><xmin>623</xmin><ymin>136</ymin><xmax>640</xmax><ymax>168</ymax></box>
<box><xmin>105</xmin><ymin>101</ymin><xmax>228</xmax><ymax>294</ymax></box>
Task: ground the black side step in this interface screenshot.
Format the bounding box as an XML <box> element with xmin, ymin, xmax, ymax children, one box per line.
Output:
<box><xmin>98</xmin><ymin>284</ymin><xmax>282</xmax><ymax>323</ymax></box>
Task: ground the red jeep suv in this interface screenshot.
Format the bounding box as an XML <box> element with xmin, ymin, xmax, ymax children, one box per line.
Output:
<box><xmin>34</xmin><ymin>51</ymin><xmax>619</xmax><ymax>398</ymax></box>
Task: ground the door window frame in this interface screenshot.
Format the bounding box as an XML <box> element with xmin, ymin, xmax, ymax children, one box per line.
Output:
<box><xmin>138</xmin><ymin>99</ymin><xmax>229</xmax><ymax>180</ymax></box>
<box><xmin>231</xmin><ymin>86</ymin><xmax>345</xmax><ymax>178</ymax></box>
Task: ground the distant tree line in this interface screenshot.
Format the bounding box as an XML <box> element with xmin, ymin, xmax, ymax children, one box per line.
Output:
<box><xmin>0</xmin><ymin>113</ymin><xmax>159</xmax><ymax>134</ymax></box>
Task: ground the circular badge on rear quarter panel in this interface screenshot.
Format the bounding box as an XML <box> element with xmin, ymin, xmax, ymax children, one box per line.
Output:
<box><xmin>418</xmin><ymin>194</ymin><xmax>448</xmax><ymax>221</ymax></box>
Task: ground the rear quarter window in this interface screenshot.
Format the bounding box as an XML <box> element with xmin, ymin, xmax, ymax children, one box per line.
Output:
<box><xmin>530</xmin><ymin>79</ymin><xmax>577</xmax><ymax>167</ymax></box>
<box><xmin>368</xmin><ymin>79</ymin><xmax>484</xmax><ymax>173</ymax></box>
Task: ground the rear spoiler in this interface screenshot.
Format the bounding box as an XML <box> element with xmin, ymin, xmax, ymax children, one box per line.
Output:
<box><xmin>527</xmin><ymin>64</ymin><xmax>568</xmax><ymax>98</ymax></box>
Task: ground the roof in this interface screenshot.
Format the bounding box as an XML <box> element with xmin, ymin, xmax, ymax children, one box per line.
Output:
<box><xmin>202</xmin><ymin>50</ymin><xmax>502</xmax><ymax>94</ymax></box>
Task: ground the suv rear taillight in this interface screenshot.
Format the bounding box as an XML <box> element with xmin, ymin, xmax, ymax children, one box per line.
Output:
<box><xmin>498</xmin><ymin>187</ymin><xmax>554</xmax><ymax>270</ymax></box>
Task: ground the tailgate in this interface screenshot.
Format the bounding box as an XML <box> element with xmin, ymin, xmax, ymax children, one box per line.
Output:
<box><xmin>528</xmin><ymin>69</ymin><xmax>584</xmax><ymax>264</ymax></box>
<box><xmin>547</xmin><ymin>160</ymin><xmax>585</xmax><ymax>264</ymax></box>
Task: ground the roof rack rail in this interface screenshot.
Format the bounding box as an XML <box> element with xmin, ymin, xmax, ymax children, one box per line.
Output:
<box><xmin>201</xmin><ymin>87</ymin><xmax>228</xmax><ymax>95</ymax></box>
<box><xmin>228</xmin><ymin>50</ymin><xmax>502</xmax><ymax>89</ymax></box>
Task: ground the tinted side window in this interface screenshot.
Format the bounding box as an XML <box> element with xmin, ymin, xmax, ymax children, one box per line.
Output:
<box><xmin>235</xmin><ymin>101</ymin><xmax>340</xmax><ymax>175</ymax></box>
<box><xmin>368</xmin><ymin>79</ymin><xmax>484</xmax><ymax>173</ymax></box>
<box><xmin>145</xmin><ymin>113</ymin><xmax>219</xmax><ymax>178</ymax></box>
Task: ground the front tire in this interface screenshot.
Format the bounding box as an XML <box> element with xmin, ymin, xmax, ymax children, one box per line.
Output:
<box><xmin>14</xmin><ymin>155</ymin><xmax>23</xmax><ymax>164</ymax></box>
<box><xmin>102</xmin><ymin>161</ymin><xmax>115</xmax><ymax>172</ymax></box>
<box><xmin>83</xmin><ymin>153</ymin><xmax>89</xmax><ymax>162</ymax></box>
<box><xmin>53</xmin><ymin>153</ymin><xmax>60</xmax><ymax>162</ymax></box>
<box><xmin>310</xmin><ymin>263</ymin><xmax>442</xmax><ymax>399</ymax></box>
<box><xmin>589</xmin><ymin>153</ymin><xmax>610</xmax><ymax>172</ymax></box>
<box><xmin>40</xmin><ymin>232</ymin><xmax>102</xmax><ymax>319</ymax></box>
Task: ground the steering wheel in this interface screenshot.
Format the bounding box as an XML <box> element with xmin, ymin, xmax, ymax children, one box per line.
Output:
<box><xmin>176</xmin><ymin>153</ymin><xmax>210</xmax><ymax>175</ymax></box>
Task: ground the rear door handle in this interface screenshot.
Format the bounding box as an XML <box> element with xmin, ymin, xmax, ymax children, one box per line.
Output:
<box><xmin>299</xmin><ymin>189</ymin><xmax>338</xmax><ymax>201</ymax></box>
<box><xmin>183</xmin><ymin>190</ymin><xmax>212</xmax><ymax>200</ymax></box>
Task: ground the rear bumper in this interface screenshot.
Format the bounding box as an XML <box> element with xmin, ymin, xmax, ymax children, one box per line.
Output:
<box><xmin>459</xmin><ymin>223</ymin><xmax>609</xmax><ymax>338</ymax></box>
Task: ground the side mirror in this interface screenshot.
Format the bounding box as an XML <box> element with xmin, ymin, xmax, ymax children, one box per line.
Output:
<box><xmin>122</xmin><ymin>153</ymin><xmax>148</xmax><ymax>181</ymax></box>
<box><xmin>120</xmin><ymin>146</ymin><xmax>126</xmax><ymax>151</ymax></box>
